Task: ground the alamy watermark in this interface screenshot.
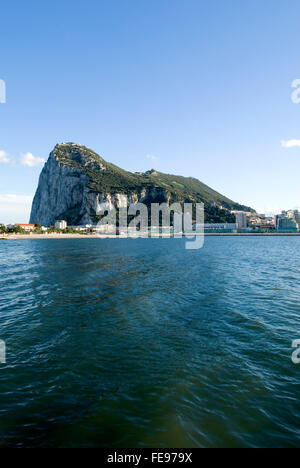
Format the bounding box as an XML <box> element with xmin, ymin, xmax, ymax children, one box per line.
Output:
<box><xmin>95</xmin><ymin>198</ymin><xmax>204</xmax><ymax>250</ymax></box>
<box><xmin>0</xmin><ymin>340</ymin><xmax>6</xmax><ymax>364</ymax></box>
<box><xmin>291</xmin><ymin>79</ymin><xmax>300</xmax><ymax>104</ymax></box>
<box><xmin>292</xmin><ymin>340</ymin><xmax>300</xmax><ymax>364</ymax></box>
<box><xmin>0</xmin><ymin>79</ymin><xmax>6</xmax><ymax>104</ymax></box>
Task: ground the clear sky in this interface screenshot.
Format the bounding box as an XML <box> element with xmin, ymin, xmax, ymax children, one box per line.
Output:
<box><xmin>1</xmin><ymin>0</ymin><xmax>300</xmax><ymax>223</ymax></box>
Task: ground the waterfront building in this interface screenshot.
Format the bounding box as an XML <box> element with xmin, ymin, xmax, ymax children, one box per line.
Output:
<box><xmin>277</xmin><ymin>217</ymin><xmax>298</xmax><ymax>232</ymax></box>
<box><xmin>235</xmin><ymin>212</ymin><xmax>247</xmax><ymax>229</ymax></box>
<box><xmin>294</xmin><ymin>210</ymin><xmax>300</xmax><ymax>229</ymax></box>
<box><xmin>274</xmin><ymin>213</ymin><xmax>286</xmax><ymax>230</ymax></box>
<box><xmin>55</xmin><ymin>220</ymin><xmax>67</xmax><ymax>230</ymax></box>
<box><xmin>68</xmin><ymin>225</ymin><xmax>93</xmax><ymax>232</ymax></box>
<box><xmin>259</xmin><ymin>224</ymin><xmax>275</xmax><ymax>231</ymax></box>
<box><xmin>198</xmin><ymin>223</ymin><xmax>238</xmax><ymax>233</ymax></box>
<box><xmin>249</xmin><ymin>216</ymin><xmax>275</xmax><ymax>229</ymax></box>
<box><xmin>276</xmin><ymin>210</ymin><xmax>300</xmax><ymax>230</ymax></box>
<box><xmin>204</xmin><ymin>223</ymin><xmax>237</xmax><ymax>230</ymax></box>
<box><xmin>16</xmin><ymin>224</ymin><xmax>35</xmax><ymax>231</ymax></box>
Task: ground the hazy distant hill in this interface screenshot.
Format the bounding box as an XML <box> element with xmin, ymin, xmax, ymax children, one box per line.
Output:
<box><xmin>30</xmin><ymin>143</ymin><xmax>252</xmax><ymax>226</ymax></box>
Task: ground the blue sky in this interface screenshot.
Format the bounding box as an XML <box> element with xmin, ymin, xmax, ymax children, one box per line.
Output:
<box><xmin>1</xmin><ymin>0</ymin><xmax>300</xmax><ymax>223</ymax></box>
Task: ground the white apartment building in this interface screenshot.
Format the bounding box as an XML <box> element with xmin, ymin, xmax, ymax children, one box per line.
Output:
<box><xmin>235</xmin><ymin>212</ymin><xmax>247</xmax><ymax>229</ymax></box>
<box><xmin>55</xmin><ymin>220</ymin><xmax>67</xmax><ymax>230</ymax></box>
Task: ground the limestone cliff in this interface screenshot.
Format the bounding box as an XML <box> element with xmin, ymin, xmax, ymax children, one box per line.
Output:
<box><xmin>30</xmin><ymin>143</ymin><xmax>251</xmax><ymax>226</ymax></box>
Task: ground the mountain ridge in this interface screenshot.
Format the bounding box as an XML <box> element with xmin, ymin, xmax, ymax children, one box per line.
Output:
<box><xmin>30</xmin><ymin>143</ymin><xmax>253</xmax><ymax>226</ymax></box>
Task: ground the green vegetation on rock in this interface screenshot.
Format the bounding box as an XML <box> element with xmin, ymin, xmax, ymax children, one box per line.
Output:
<box><xmin>52</xmin><ymin>143</ymin><xmax>252</xmax><ymax>223</ymax></box>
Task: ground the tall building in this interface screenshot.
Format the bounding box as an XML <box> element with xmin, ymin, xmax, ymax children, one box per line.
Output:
<box><xmin>274</xmin><ymin>212</ymin><xmax>286</xmax><ymax>230</ymax></box>
<box><xmin>275</xmin><ymin>211</ymin><xmax>299</xmax><ymax>232</ymax></box>
<box><xmin>235</xmin><ymin>212</ymin><xmax>247</xmax><ymax>229</ymax></box>
<box><xmin>277</xmin><ymin>217</ymin><xmax>298</xmax><ymax>232</ymax></box>
<box><xmin>293</xmin><ymin>210</ymin><xmax>300</xmax><ymax>230</ymax></box>
<box><xmin>55</xmin><ymin>220</ymin><xmax>67</xmax><ymax>230</ymax></box>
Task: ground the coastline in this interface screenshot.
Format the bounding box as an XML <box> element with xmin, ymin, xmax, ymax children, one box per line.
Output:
<box><xmin>1</xmin><ymin>232</ymin><xmax>300</xmax><ymax>240</ymax></box>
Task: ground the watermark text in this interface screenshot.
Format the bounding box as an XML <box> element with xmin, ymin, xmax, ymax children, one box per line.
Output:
<box><xmin>291</xmin><ymin>79</ymin><xmax>300</xmax><ymax>104</ymax></box>
<box><xmin>0</xmin><ymin>340</ymin><xmax>6</xmax><ymax>364</ymax></box>
<box><xmin>292</xmin><ymin>339</ymin><xmax>300</xmax><ymax>364</ymax></box>
<box><xmin>0</xmin><ymin>79</ymin><xmax>6</xmax><ymax>104</ymax></box>
<box><xmin>96</xmin><ymin>198</ymin><xmax>204</xmax><ymax>250</ymax></box>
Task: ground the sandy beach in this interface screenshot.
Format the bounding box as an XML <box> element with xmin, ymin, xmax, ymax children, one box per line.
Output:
<box><xmin>1</xmin><ymin>233</ymin><xmax>109</xmax><ymax>240</ymax></box>
<box><xmin>1</xmin><ymin>232</ymin><xmax>300</xmax><ymax>240</ymax></box>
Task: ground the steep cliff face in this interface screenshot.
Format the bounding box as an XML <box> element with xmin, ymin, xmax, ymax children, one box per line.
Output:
<box><xmin>30</xmin><ymin>144</ymin><xmax>170</xmax><ymax>226</ymax></box>
<box><xmin>30</xmin><ymin>143</ymin><xmax>252</xmax><ymax>226</ymax></box>
<box><xmin>30</xmin><ymin>149</ymin><xmax>90</xmax><ymax>226</ymax></box>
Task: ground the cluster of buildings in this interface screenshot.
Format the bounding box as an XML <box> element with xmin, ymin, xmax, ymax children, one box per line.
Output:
<box><xmin>203</xmin><ymin>209</ymin><xmax>300</xmax><ymax>233</ymax></box>
<box><xmin>274</xmin><ymin>210</ymin><xmax>300</xmax><ymax>232</ymax></box>
<box><xmin>5</xmin><ymin>209</ymin><xmax>300</xmax><ymax>235</ymax></box>
<box><xmin>246</xmin><ymin>209</ymin><xmax>300</xmax><ymax>233</ymax></box>
<box><xmin>5</xmin><ymin>221</ymin><xmax>96</xmax><ymax>233</ymax></box>
<box><xmin>54</xmin><ymin>220</ymin><xmax>95</xmax><ymax>232</ymax></box>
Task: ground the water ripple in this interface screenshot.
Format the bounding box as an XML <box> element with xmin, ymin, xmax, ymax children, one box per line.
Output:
<box><xmin>0</xmin><ymin>237</ymin><xmax>299</xmax><ymax>447</ymax></box>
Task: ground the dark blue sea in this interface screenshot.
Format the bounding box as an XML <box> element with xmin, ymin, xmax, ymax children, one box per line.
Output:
<box><xmin>0</xmin><ymin>237</ymin><xmax>299</xmax><ymax>448</ymax></box>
